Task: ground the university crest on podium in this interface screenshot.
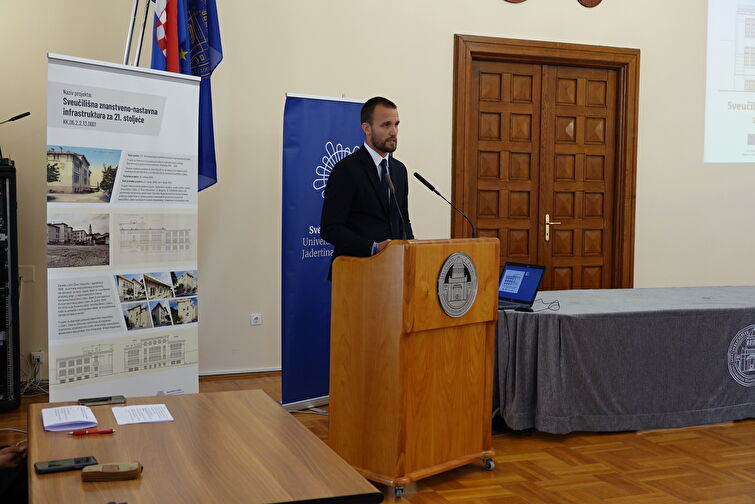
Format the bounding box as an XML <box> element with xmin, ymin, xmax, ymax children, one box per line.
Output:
<box><xmin>437</xmin><ymin>252</ymin><xmax>478</xmax><ymax>318</ymax></box>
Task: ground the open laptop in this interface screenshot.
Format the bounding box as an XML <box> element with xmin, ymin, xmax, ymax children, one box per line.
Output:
<box><xmin>498</xmin><ymin>262</ymin><xmax>546</xmax><ymax>311</ymax></box>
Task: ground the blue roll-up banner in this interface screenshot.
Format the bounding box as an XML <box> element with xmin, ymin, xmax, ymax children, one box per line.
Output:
<box><xmin>281</xmin><ymin>94</ymin><xmax>364</xmax><ymax>409</ymax></box>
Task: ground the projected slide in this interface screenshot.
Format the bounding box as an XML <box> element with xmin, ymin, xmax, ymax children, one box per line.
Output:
<box><xmin>705</xmin><ymin>0</ymin><xmax>755</xmax><ymax>162</ymax></box>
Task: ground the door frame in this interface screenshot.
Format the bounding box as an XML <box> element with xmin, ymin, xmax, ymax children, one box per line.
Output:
<box><xmin>452</xmin><ymin>34</ymin><xmax>640</xmax><ymax>288</ymax></box>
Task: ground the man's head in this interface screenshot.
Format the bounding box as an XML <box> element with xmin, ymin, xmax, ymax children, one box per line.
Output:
<box><xmin>361</xmin><ymin>96</ymin><xmax>399</xmax><ymax>156</ymax></box>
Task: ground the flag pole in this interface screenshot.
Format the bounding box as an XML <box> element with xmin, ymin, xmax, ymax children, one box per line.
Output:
<box><xmin>123</xmin><ymin>0</ymin><xmax>140</xmax><ymax>65</ymax></box>
<box><xmin>134</xmin><ymin>0</ymin><xmax>151</xmax><ymax>66</ymax></box>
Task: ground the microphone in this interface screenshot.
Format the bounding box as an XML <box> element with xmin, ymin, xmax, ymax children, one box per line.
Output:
<box><xmin>383</xmin><ymin>168</ymin><xmax>408</xmax><ymax>240</ymax></box>
<box><xmin>0</xmin><ymin>111</ymin><xmax>31</xmax><ymax>160</ymax></box>
<box><xmin>0</xmin><ymin>112</ymin><xmax>31</xmax><ymax>125</ymax></box>
<box><xmin>413</xmin><ymin>172</ymin><xmax>477</xmax><ymax>238</ymax></box>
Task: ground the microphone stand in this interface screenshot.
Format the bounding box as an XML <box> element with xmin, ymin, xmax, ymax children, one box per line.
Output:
<box><xmin>413</xmin><ymin>172</ymin><xmax>477</xmax><ymax>238</ymax></box>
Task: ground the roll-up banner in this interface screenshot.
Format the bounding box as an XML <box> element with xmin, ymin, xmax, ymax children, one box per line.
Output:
<box><xmin>281</xmin><ymin>94</ymin><xmax>363</xmax><ymax>409</ymax></box>
<box><xmin>46</xmin><ymin>54</ymin><xmax>200</xmax><ymax>401</ymax></box>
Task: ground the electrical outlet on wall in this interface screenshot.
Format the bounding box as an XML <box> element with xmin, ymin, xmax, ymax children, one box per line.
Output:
<box><xmin>31</xmin><ymin>351</ymin><xmax>44</xmax><ymax>364</ymax></box>
<box><xmin>250</xmin><ymin>313</ymin><xmax>263</xmax><ymax>326</ymax></box>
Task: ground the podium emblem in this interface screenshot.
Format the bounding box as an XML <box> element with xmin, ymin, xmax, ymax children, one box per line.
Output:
<box><xmin>728</xmin><ymin>325</ymin><xmax>755</xmax><ymax>387</ymax></box>
<box><xmin>437</xmin><ymin>252</ymin><xmax>478</xmax><ymax>318</ymax></box>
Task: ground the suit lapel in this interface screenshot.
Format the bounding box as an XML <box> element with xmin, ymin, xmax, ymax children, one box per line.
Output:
<box><xmin>358</xmin><ymin>146</ymin><xmax>389</xmax><ymax>215</ymax></box>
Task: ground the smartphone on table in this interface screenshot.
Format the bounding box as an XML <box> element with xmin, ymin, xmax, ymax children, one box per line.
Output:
<box><xmin>34</xmin><ymin>456</ymin><xmax>98</xmax><ymax>474</ymax></box>
<box><xmin>77</xmin><ymin>395</ymin><xmax>126</xmax><ymax>406</ymax></box>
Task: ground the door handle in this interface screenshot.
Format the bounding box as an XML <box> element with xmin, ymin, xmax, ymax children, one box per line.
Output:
<box><xmin>545</xmin><ymin>213</ymin><xmax>561</xmax><ymax>242</ymax></box>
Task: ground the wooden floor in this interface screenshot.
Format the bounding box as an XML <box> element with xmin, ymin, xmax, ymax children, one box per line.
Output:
<box><xmin>3</xmin><ymin>373</ymin><xmax>755</xmax><ymax>503</ymax></box>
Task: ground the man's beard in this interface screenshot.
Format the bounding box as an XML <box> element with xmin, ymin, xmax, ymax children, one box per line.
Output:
<box><xmin>372</xmin><ymin>133</ymin><xmax>397</xmax><ymax>153</ymax></box>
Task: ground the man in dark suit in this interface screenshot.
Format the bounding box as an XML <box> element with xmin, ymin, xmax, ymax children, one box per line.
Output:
<box><xmin>321</xmin><ymin>96</ymin><xmax>414</xmax><ymax>279</ymax></box>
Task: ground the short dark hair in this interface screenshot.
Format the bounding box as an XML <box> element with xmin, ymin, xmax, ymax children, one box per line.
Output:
<box><xmin>361</xmin><ymin>96</ymin><xmax>397</xmax><ymax>124</ymax></box>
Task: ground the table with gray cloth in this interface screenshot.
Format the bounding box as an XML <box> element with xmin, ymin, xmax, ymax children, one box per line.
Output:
<box><xmin>495</xmin><ymin>286</ymin><xmax>755</xmax><ymax>434</ymax></box>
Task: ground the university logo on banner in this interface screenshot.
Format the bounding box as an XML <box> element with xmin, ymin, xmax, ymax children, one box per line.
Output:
<box><xmin>312</xmin><ymin>141</ymin><xmax>359</xmax><ymax>198</ymax></box>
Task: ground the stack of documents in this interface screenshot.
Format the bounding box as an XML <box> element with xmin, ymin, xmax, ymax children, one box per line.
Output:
<box><xmin>42</xmin><ymin>405</ymin><xmax>97</xmax><ymax>432</ymax></box>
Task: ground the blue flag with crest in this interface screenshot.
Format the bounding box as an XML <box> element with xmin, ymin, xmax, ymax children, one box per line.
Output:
<box><xmin>151</xmin><ymin>0</ymin><xmax>223</xmax><ymax>190</ymax></box>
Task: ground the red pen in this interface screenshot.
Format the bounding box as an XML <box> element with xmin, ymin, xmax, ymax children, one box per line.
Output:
<box><xmin>67</xmin><ymin>429</ymin><xmax>115</xmax><ymax>436</ymax></box>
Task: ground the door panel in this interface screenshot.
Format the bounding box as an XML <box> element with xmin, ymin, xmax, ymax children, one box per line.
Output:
<box><xmin>465</xmin><ymin>60</ymin><xmax>618</xmax><ymax>290</ymax></box>
<box><xmin>471</xmin><ymin>61</ymin><xmax>542</xmax><ymax>266</ymax></box>
<box><xmin>540</xmin><ymin>65</ymin><xmax>617</xmax><ymax>290</ymax></box>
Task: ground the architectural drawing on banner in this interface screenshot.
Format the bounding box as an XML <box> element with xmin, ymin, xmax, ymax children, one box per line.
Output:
<box><xmin>114</xmin><ymin>273</ymin><xmax>147</xmax><ymax>302</ymax></box>
<box><xmin>47</xmin><ymin>145</ymin><xmax>120</xmax><ymax>203</ymax></box>
<box><xmin>122</xmin><ymin>301</ymin><xmax>152</xmax><ymax>331</ymax></box>
<box><xmin>55</xmin><ymin>344</ymin><xmax>114</xmax><ymax>384</ymax></box>
<box><xmin>50</xmin><ymin>331</ymin><xmax>197</xmax><ymax>386</ymax></box>
<box><xmin>125</xmin><ymin>334</ymin><xmax>187</xmax><ymax>372</ymax></box>
<box><xmin>144</xmin><ymin>272</ymin><xmax>175</xmax><ymax>299</ymax></box>
<box><xmin>120</xmin><ymin>225</ymin><xmax>190</xmax><ymax>254</ymax></box>
<box><xmin>149</xmin><ymin>300</ymin><xmax>173</xmax><ymax>328</ymax></box>
<box><xmin>170</xmin><ymin>297</ymin><xmax>198</xmax><ymax>324</ymax></box>
<box><xmin>171</xmin><ymin>270</ymin><xmax>198</xmax><ymax>297</ymax></box>
<box><xmin>47</xmin><ymin>212</ymin><xmax>110</xmax><ymax>268</ymax></box>
<box><xmin>112</xmin><ymin>213</ymin><xmax>196</xmax><ymax>265</ymax></box>
<box><xmin>735</xmin><ymin>3</ymin><xmax>755</xmax><ymax>91</ymax></box>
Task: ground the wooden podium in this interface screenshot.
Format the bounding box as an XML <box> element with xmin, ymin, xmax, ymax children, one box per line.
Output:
<box><xmin>329</xmin><ymin>238</ymin><xmax>499</xmax><ymax>495</ymax></box>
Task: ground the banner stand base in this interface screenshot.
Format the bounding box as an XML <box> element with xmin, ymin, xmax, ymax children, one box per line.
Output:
<box><xmin>282</xmin><ymin>394</ymin><xmax>329</xmax><ymax>412</ymax></box>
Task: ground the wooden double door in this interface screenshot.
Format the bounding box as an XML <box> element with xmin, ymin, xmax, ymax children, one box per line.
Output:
<box><xmin>453</xmin><ymin>36</ymin><xmax>640</xmax><ymax>291</ymax></box>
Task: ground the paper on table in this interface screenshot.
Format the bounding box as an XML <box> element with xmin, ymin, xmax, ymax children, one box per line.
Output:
<box><xmin>42</xmin><ymin>405</ymin><xmax>98</xmax><ymax>432</ymax></box>
<box><xmin>111</xmin><ymin>404</ymin><xmax>174</xmax><ymax>425</ymax></box>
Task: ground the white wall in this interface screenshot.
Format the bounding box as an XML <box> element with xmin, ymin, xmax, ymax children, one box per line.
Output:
<box><xmin>1</xmin><ymin>0</ymin><xmax>752</xmax><ymax>376</ymax></box>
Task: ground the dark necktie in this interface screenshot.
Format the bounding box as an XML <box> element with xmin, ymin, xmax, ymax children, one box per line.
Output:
<box><xmin>380</xmin><ymin>159</ymin><xmax>390</xmax><ymax>208</ymax></box>
<box><xmin>380</xmin><ymin>159</ymin><xmax>401</xmax><ymax>238</ymax></box>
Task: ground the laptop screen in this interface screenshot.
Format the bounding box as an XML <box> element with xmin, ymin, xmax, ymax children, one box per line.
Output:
<box><xmin>498</xmin><ymin>262</ymin><xmax>546</xmax><ymax>305</ymax></box>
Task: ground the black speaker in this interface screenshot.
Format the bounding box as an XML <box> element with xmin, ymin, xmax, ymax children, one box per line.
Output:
<box><xmin>0</xmin><ymin>157</ymin><xmax>19</xmax><ymax>411</ymax></box>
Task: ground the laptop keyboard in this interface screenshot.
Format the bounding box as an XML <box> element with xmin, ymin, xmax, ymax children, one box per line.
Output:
<box><xmin>498</xmin><ymin>300</ymin><xmax>526</xmax><ymax>310</ymax></box>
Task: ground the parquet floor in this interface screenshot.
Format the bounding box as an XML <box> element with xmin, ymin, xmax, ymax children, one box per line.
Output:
<box><xmin>3</xmin><ymin>372</ymin><xmax>755</xmax><ymax>503</ymax></box>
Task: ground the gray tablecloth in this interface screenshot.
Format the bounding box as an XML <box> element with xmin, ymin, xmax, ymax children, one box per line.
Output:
<box><xmin>496</xmin><ymin>286</ymin><xmax>755</xmax><ymax>434</ymax></box>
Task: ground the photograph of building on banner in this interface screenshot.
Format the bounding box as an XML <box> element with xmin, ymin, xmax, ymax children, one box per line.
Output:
<box><xmin>46</xmin><ymin>54</ymin><xmax>200</xmax><ymax>401</ymax></box>
<box><xmin>47</xmin><ymin>211</ymin><xmax>110</xmax><ymax>268</ymax></box>
<box><xmin>46</xmin><ymin>145</ymin><xmax>120</xmax><ymax>203</ymax></box>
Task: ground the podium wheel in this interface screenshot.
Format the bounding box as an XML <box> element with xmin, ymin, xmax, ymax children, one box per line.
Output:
<box><xmin>483</xmin><ymin>458</ymin><xmax>495</xmax><ymax>471</ymax></box>
<box><xmin>394</xmin><ymin>487</ymin><xmax>404</xmax><ymax>498</ymax></box>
